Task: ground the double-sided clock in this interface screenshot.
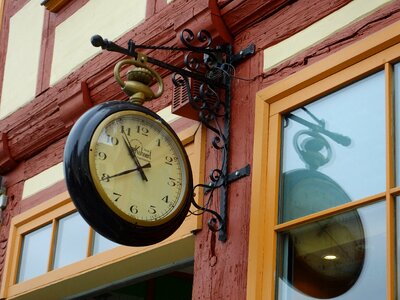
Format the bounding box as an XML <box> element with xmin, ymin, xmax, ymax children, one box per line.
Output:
<box><xmin>64</xmin><ymin>100</ymin><xmax>193</xmax><ymax>246</ymax></box>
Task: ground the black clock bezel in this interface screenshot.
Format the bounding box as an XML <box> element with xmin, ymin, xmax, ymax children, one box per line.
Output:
<box><xmin>64</xmin><ymin>100</ymin><xmax>193</xmax><ymax>246</ymax></box>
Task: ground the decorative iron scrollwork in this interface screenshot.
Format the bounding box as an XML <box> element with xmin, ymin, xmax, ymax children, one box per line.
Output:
<box><xmin>91</xmin><ymin>28</ymin><xmax>254</xmax><ymax>241</ymax></box>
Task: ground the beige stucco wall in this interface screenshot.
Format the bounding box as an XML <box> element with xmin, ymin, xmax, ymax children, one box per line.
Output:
<box><xmin>50</xmin><ymin>0</ymin><xmax>147</xmax><ymax>86</ymax></box>
<box><xmin>0</xmin><ymin>0</ymin><xmax>44</xmax><ymax>119</ymax></box>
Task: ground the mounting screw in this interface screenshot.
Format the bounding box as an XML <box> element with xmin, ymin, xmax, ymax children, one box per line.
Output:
<box><xmin>235</xmin><ymin>171</ymin><xmax>240</xmax><ymax>176</ymax></box>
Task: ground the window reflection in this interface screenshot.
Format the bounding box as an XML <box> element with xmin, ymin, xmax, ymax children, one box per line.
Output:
<box><xmin>280</xmin><ymin>71</ymin><xmax>385</xmax><ymax>222</ymax></box>
<box><xmin>92</xmin><ymin>231</ymin><xmax>119</xmax><ymax>255</ymax></box>
<box><xmin>277</xmin><ymin>202</ymin><xmax>386</xmax><ymax>299</ymax></box>
<box><xmin>17</xmin><ymin>223</ymin><xmax>52</xmax><ymax>283</ymax></box>
<box><xmin>53</xmin><ymin>212</ymin><xmax>89</xmax><ymax>269</ymax></box>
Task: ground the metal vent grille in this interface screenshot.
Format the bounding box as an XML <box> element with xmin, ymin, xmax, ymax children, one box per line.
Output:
<box><xmin>172</xmin><ymin>78</ymin><xmax>201</xmax><ymax>120</ymax></box>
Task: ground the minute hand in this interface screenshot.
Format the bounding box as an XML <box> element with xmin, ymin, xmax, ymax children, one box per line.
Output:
<box><xmin>122</xmin><ymin>133</ymin><xmax>148</xmax><ymax>181</ymax></box>
<box><xmin>103</xmin><ymin>163</ymin><xmax>151</xmax><ymax>181</ymax></box>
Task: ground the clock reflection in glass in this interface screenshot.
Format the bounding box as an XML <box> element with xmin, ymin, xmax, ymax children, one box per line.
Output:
<box><xmin>280</xmin><ymin>115</ymin><xmax>365</xmax><ymax>299</ymax></box>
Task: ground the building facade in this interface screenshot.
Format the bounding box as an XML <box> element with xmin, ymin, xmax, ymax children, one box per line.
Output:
<box><xmin>0</xmin><ymin>0</ymin><xmax>399</xmax><ymax>299</ymax></box>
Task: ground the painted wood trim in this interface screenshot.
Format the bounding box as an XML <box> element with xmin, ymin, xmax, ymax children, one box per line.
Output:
<box><xmin>390</xmin><ymin>186</ymin><xmax>400</xmax><ymax>195</ymax></box>
<box><xmin>262</xmin><ymin>114</ymin><xmax>281</xmax><ymax>300</ymax></box>
<box><xmin>246</xmin><ymin>98</ymin><xmax>270</xmax><ymax>300</ymax></box>
<box><xmin>86</xmin><ymin>227</ymin><xmax>94</xmax><ymax>258</ymax></box>
<box><xmin>385</xmin><ymin>63</ymin><xmax>396</xmax><ymax>300</ymax></box>
<box><xmin>47</xmin><ymin>219</ymin><xmax>57</xmax><ymax>272</ymax></box>
<box><xmin>273</xmin><ymin>192</ymin><xmax>386</xmax><ymax>232</ymax></box>
<box><xmin>41</xmin><ymin>0</ymin><xmax>71</xmax><ymax>13</ymax></box>
<box><xmin>36</xmin><ymin>10</ymin><xmax>55</xmax><ymax>95</ymax></box>
<box><xmin>0</xmin><ymin>0</ymin><xmax>4</xmax><ymax>37</ymax></box>
<box><xmin>0</xmin><ymin>215</ymin><xmax>19</xmax><ymax>299</ymax></box>
<box><xmin>385</xmin><ymin>63</ymin><xmax>395</xmax><ymax>191</ymax></box>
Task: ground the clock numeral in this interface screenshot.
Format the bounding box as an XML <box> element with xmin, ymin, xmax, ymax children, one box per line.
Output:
<box><xmin>130</xmin><ymin>205</ymin><xmax>138</xmax><ymax>214</ymax></box>
<box><xmin>162</xmin><ymin>195</ymin><xmax>169</xmax><ymax>203</ymax></box>
<box><xmin>101</xmin><ymin>173</ymin><xmax>110</xmax><ymax>182</ymax></box>
<box><xmin>167</xmin><ymin>177</ymin><xmax>179</xmax><ymax>187</ymax></box>
<box><xmin>113</xmin><ymin>192</ymin><xmax>122</xmax><ymax>202</ymax></box>
<box><xmin>120</xmin><ymin>126</ymin><xmax>131</xmax><ymax>136</ymax></box>
<box><xmin>98</xmin><ymin>152</ymin><xmax>107</xmax><ymax>160</ymax></box>
<box><xmin>107</xmin><ymin>135</ymin><xmax>119</xmax><ymax>146</ymax></box>
<box><xmin>156</xmin><ymin>138</ymin><xmax>161</xmax><ymax>147</ymax></box>
<box><xmin>165</xmin><ymin>155</ymin><xmax>175</xmax><ymax>165</ymax></box>
<box><xmin>148</xmin><ymin>205</ymin><xmax>157</xmax><ymax>214</ymax></box>
<box><xmin>137</xmin><ymin>125</ymin><xmax>149</xmax><ymax>137</ymax></box>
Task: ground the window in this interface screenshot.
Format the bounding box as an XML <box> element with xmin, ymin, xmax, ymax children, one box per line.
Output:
<box><xmin>17</xmin><ymin>223</ymin><xmax>53</xmax><ymax>283</ymax></box>
<box><xmin>0</xmin><ymin>123</ymin><xmax>204</xmax><ymax>299</ymax></box>
<box><xmin>248</xmin><ymin>20</ymin><xmax>400</xmax><ymax>300</ymax></box>
<box><xmin>15</xmin><ymin>208</ymin><xmax>120</xmax><ymax>284</ymax></box>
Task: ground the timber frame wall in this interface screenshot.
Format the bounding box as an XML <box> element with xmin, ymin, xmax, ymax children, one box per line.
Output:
<box><xmin>0</xmin><ymin>0</ymin><xmax>399</xmax><ymax>299</ymax></box>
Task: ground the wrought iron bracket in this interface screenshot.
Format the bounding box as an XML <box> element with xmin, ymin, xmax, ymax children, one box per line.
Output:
<box><xmin>91</xmin><ymin>29</ymin><xmax>255</xmax><ymax>242</ymax></box>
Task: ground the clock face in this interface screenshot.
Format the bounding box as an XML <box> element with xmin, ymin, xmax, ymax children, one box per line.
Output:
<box><xmin>88</xmin><ymin>110</ymin><xmax>189</xmax><ymax>227</ymax></box>
<box><xmin>64</xmin><ymin>101</ymin><xmax>193</xmax><ymax>246</ymax></box>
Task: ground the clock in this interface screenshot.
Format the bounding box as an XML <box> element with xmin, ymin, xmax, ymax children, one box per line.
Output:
<box><xmin>64</xmin><ymin>100</ymin><xmax>193</xmax><ymax>246</ymax></box>
<box><xmin>282</xmin><ymin>169</ymin><xmax>365</xmax><ymax>298</ymax></box>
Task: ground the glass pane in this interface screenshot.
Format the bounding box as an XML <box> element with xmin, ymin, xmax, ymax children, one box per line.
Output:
<box><xmin>52</xmin><ymin>212</ymin><xmax>89</xmax><ymax>269</ymax></box>
<box><xmin>397</xmin><ymin>197</ymin><xmax>400</xmax><ymax>298</ymax></box>
<box><xmin>92</xmin><ymin>231</ymin><xmax>119</xmax><ymax>255</ymax></box>
<box><xmin>394</xmin><ymin>63</ymin><xmax>400</xmax><ymax>186</ymax></box>
<box><xmin>17</xmin><ymin>223</ymin><xmax>52</xmax><ymax>283</ymax></box>
<box><xmin>277</xmin><ymin>201</ymin><xmax>386</xmax><ymax>300</ymax></box>
<box><xmin>281</xmin><ymin>72</ymin><xmax>385</xmax><ymax>222</ymax></box>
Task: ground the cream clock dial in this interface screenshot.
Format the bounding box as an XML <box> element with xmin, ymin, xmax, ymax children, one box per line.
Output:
<box><xmin>89</xmin><ymin>110</ymin><xmax>187</xmax><ymax>226</ymax></box>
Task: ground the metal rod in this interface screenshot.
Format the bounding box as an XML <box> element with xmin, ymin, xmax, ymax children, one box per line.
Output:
<box><xmin>91</xmin><ymin>35</ymin><xmax>225</xmax><ymax>88</ymax></box>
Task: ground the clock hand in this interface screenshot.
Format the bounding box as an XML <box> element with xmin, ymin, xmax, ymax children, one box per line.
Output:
<box><xmin>122</xmin><ymin>132</ymin><xmax>148</xmax><ymax>182</ymax></box>
<box><xmin>101</xmin><ymin>163</ymin><xmax>151</xmax><ymax>181</ymax></box>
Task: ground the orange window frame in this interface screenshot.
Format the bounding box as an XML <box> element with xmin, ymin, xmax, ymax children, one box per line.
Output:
<box><xmin>0</xmin><ymin>123</ymin><xmax>205</xmax><ymax>300</ymax></box>
<box><xmin>247</xmin><ymin>20</ymin><xmax>400</xmax><ymax>300</ymax></box>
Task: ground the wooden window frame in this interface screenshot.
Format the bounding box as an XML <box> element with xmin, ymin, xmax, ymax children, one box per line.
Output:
<box><xmin>0</xmin><ymin>123</ymin><xmax>205</xmax><ymax>300</ymax></box>
<box><xmin>247</xmin><ymin>19</ymin><xmax>400</xmax><ymax>300</ymax></box>
<box><xmin>41</xmin><ymin>0</ymin><xmax>72</xmax><ymax>13</ymax></box>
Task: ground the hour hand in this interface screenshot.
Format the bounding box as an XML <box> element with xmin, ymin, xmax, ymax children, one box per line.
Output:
<box><xmin>122</xmin><ymin>133</ymin><xmax>148</xmax><ymax>181</ymax></box>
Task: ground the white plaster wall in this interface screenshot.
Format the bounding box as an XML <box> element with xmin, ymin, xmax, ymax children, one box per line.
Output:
<box><xmin>22</xmin><ymin>162</ymin><xmax>64</xmax><ymax>200</ymax></box>
<box><xmin>50</xmin><ymin>0</ymin><xmax>147</xmax><ymax>86</ymax></box>
<box><xmin>263</xmin><ymin>0</ymin><xmax>393</xmax><ymax>71</ymax></box>
<box><xmin>0</xmin><ymin>1</ymin><xmax>44</xmax><ymax>119</ymax></box>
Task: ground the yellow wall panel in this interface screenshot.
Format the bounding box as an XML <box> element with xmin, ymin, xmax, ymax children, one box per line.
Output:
<box><xmin>50</xmin><ymin>0</ymin><xmax>146</xmax><ymax>85</ymax></box>
<box><xmin>0</xmin><ymin>1</ymin><xmax>44</xmax><ymax>118</ymax></box>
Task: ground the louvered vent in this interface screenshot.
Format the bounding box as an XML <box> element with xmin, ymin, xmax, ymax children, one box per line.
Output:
<box><xmin>172</xmin><ymin>78</ymin><xmax>202</xmax><ymax>120</ymax></box>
